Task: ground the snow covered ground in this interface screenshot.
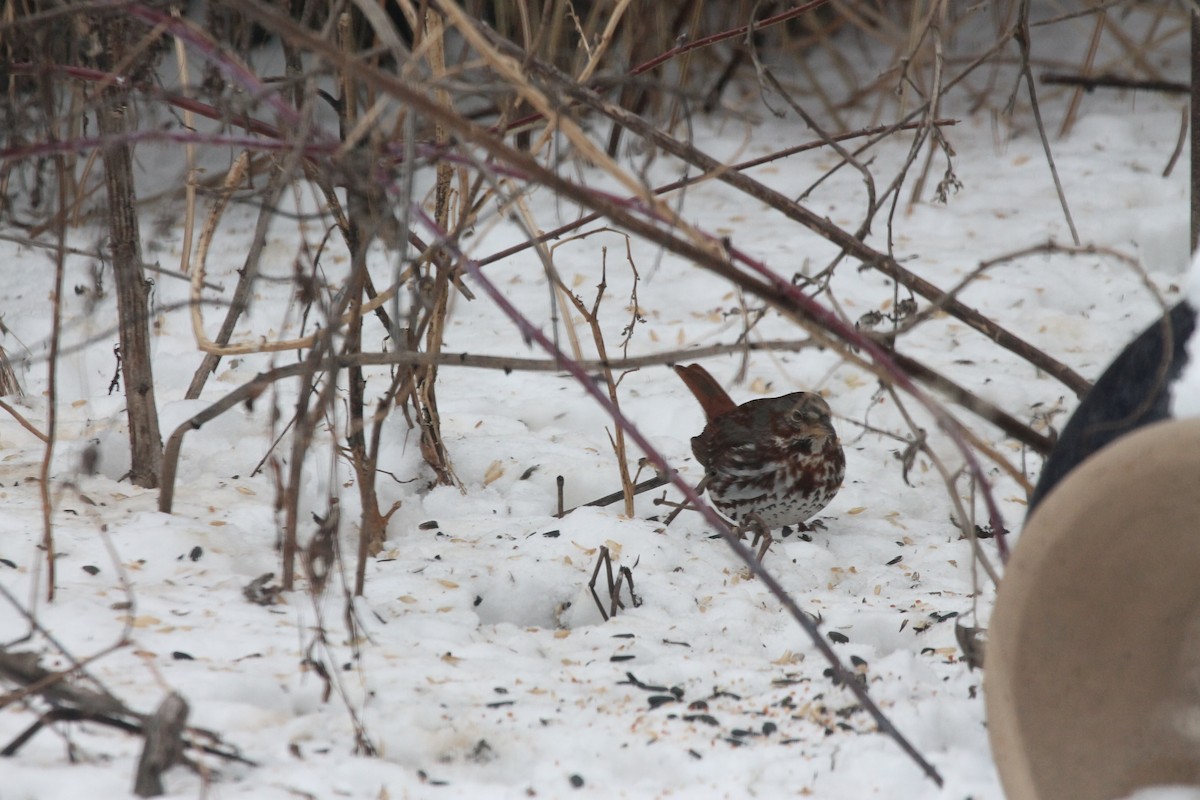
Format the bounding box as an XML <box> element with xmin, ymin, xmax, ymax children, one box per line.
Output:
<box><xmin>0</xmin><ymin>11</ymin><xmax>1192</xmax><ymax>799</ymax></box>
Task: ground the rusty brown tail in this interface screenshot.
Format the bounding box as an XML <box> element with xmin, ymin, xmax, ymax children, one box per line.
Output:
<box><xmin>673</xmin><ymin>363</ymin><xmax>737</xmax><ymax>422</ymax></box>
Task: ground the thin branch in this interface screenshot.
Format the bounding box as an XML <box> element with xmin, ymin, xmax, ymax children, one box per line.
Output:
<box><xmin>0</xmin><ymin>398</ymin><xmax>49</xmax><ymax>444</ymax></box>
<box><xmin>0</xmin><ymin>233</ymin><xmax>224</xmax><ymax>291</ymax></box>
<box><xmin>1014</xmin><ymin>2</ymin><xmax>1081</xmax><ymax>245</ymax></box>
<box><xmin>37</xmin><ymin>72</ymin><xmax>69</xmax><ymax>603</ymax></box>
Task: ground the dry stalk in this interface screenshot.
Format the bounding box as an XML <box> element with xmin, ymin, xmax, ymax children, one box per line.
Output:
<box><xmin>338</xmin><ymin>7</ymin><xmax>389</xmax><ymax>563</ymax></box>
<box><xmin>1013</xmin><ymin>1</ymin><xmax>1080</xmax><ymax>246</ymax></box>
<box><xmin>36</xmin><ymin>78</ymin><xmax>67</xmax><ymax>602</ymax></box>
<box><xmin>171</xmin><ymin>6</ymin><xmax>198</xmax><ymax>279</ymax></box>
<box><xmin>94</xmin><ymin>11</ymin><xmax>163</xmax><ymax>488</ymax></box>
<box><xmin>0</xmin><ymin>398</ymin><xmax>45</xmax><ymax>443</ymax></box>
<box><xmin>413</xmin><ymin>5</ymin><xmax>460</xmax><ymax>488</ymax></box>
<box><xmin>552</xmin><ymin>244</ymin><xmax>638</xmax><ymax>517</ymax></box>
<box><xmin>1057</xmin><ymin>9</ymin><xmax>1106</xmax><ymax>137</ymax></box>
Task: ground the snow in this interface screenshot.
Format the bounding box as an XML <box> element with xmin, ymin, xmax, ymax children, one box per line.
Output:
<box><xmin>1</xmin><ymin>15</ymin><xmax>1195</xmax><ymax>800</ymax></box>
<box><xmin>1123</xmin><ymin>790</ymin><xmax>1200</xmax><ymax>800</ymax></box>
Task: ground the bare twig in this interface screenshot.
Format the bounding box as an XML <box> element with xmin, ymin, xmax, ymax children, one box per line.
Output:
<box><xmin>553</xmin><ymin>247</ymin><xmax>638</xmax><ymax>516</ymax></box>
<box><xmin>36</xmin><ymin>72</ymin><xmax>68</xmax><ymax>603</ymax></box>
<box><xmin>1013</xmin><ymin>2</ymin><xmax>1080</xmax><ymax>245</ymax></box>
<box><xmin>0</xmin><ymin>398</ymin><xmax>48</xmax><ymax>444</ymax></box>
<box><xmin>0</xmin><ymin>233</ymin><xmax>224</xmax><ymax>290</ymax></box>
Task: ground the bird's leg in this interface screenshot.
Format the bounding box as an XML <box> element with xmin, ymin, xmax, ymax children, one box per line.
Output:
<box><xmin>741</xmin><ymin>512</ymin><xmax>773</xmax><ymax>562</ymax></box>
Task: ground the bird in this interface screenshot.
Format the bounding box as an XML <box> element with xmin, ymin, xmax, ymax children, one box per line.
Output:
<box><xmin>674</xmin><ymin>363</ymin><xmax>846</xmax><ymax>531</ymax></box>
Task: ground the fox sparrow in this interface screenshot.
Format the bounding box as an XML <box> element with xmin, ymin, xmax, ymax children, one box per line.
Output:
<box><xmin>674</xmin><ymin>363</ymin><xmax>845</xmax><ymax>529</ymax></box>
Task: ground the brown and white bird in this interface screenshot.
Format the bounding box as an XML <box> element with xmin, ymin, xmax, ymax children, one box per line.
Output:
<box><xmin>674</xmin><ymin>363</ymin><xmax>845</xmax><ymax>530</ymax></box>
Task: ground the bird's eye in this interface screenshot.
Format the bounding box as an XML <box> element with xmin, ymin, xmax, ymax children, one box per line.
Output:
<box><xmin>791</xmin><ymin>404</ymin><xmax>831</xmax><ymax>427</ymax></box>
